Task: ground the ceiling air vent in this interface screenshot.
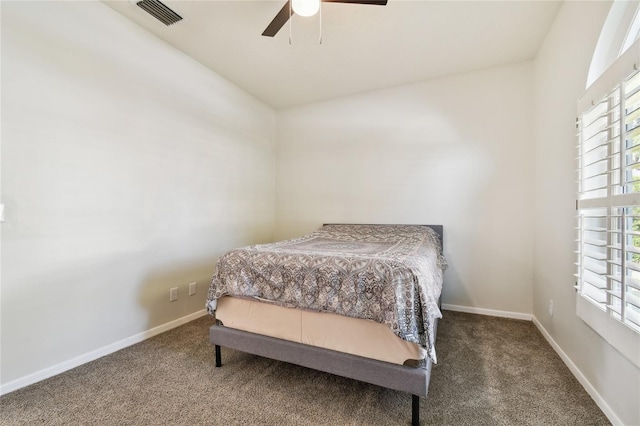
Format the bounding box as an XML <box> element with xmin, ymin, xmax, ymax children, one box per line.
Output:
<box><xmin>135</xmin><ymin>0</ymin><xmax>182</xmax><ymax>26</ymax></box>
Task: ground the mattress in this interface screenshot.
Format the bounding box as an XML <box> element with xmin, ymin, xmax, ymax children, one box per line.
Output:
<box><xmin>216</xmin><ymin>296</ymin><xmax>425</xmax><ymax>366</ymax></box>
<box><xmin>207</xmin><ymin>224</ymin><xmax>446</xmax><ymax>363</ymax></box>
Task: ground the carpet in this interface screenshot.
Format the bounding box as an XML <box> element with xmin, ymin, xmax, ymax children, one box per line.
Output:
<box><xmin>0</xmin><ymin>311</ymin><xmax>610</xmax><ymax>425</ymax></box>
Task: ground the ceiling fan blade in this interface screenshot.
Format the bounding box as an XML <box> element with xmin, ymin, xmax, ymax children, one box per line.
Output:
<box><xmin>322</xmin><ymin>0</ymin><xmax>387</xmax><ymax>5</ymax></box>
<box><xmin>262</xmin><ymin>1</ymin><xmax>293</xmax><ymax>37</ymax></box>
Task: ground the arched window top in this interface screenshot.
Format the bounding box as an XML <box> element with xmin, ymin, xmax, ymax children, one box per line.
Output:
<box><xmin>621</xmin><ymin>4</ymin><xmax>640</xmax><ymax>55</ymax></box>
<box><xmin>587</xmin><ymin>0</ymin><xmax>640</xmax><ymax>88</ymax></box>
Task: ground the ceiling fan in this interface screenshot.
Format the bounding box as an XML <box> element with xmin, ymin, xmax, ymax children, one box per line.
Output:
<box><xmin>262</xmin><ymin>0</ymin><xmax>388</xmax><ymax>37</ymax></box>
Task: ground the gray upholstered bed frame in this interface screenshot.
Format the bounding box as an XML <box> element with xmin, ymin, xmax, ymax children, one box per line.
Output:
<box><xmin>210</xmin><ymin>224</ymin><xmax>443</xmax><ymax>426</ymax></box>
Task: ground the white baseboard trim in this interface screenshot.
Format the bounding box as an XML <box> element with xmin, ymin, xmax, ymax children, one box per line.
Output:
<box><xmin>442</xmin><ymin>303</ymin><xmax>532</xmax><ymax>321</ymax></box>
<box><xmin>532</xmin><ymin>316</ymin><xmax>622</xmax><ymax>426</ymax></box>
<box><xmin>0</xmin><ymin>309</ymin><xmax>208</xmax><ymax>396</ymax></box>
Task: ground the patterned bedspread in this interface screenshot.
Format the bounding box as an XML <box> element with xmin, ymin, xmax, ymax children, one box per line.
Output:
<box><xmin>206</xmin><ymin>224</ymin><xmax>447</xmax><ymax>363</ymax></box>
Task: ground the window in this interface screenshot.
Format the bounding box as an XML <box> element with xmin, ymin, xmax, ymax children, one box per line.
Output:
<box><xmin>621</xmin><ymin>6</ymin><xmax>640</xmax><ymax>57</ymax></box>
<box><xmin>577</xmin><ymin>39</ymin><xmax>640</xmax><ymax>366</ymax></box>
<box><xmin>587</xmin><ymin>0</ymin><xmax>640</xmax><ymax>87</ymax></box>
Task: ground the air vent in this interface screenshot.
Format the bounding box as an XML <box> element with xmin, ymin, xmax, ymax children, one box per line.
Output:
<box><xmin>135</xmin><ymin>0</ymin><xmax>182</xmax><ymax>26</ymax></box>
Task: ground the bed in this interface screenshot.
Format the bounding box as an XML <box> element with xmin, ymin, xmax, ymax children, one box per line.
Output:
<box><xmin>206</xmin><ymin>224</ymin><xmax>446</xmax><ymax>426</ymax></box>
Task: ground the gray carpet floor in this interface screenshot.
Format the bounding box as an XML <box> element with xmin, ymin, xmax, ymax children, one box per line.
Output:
<box><xmin>0</xmin><ymin>311</ymin><xmax>609</xmax><ymax>425</ymax></box>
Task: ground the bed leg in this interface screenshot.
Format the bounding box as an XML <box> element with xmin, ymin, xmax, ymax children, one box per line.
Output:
<box><xmin>411</xmin><ymin>395</ymin><xmax>419</xmax><ymax>426</ymax></box>
<box><xmin>215</xmin><ymin>345</ymin><xmax>221</xmax><ymax>368</ymax></box>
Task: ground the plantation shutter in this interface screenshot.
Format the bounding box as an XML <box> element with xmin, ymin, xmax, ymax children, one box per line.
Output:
<box><xmin>576</xmin><ymin>41</ymin><xmax>640</xmax><ymax>333</ymax></box>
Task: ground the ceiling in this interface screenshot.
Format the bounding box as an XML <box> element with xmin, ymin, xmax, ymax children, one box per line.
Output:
<box><xmin>103</xmin><ymin>0</ymin><xmax>563</xmax><ymax>109</ymax></box>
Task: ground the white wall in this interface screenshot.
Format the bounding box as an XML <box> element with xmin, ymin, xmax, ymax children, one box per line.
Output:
<box><xmin>276</xmin><ymin>62</ymin><xmax>535</xmax><ymax>316</ymax></box>
<box><xmin>1</xmin><ymin>1</ymin><xmax>275</xmax><ymax>389</ymax></box>
<box><xmin>533</xmin><ymin>1</ymin><xmax>640</xmax><ymax>425</ymax></box>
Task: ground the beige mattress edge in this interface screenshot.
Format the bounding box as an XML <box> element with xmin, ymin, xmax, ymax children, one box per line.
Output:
<box><xmin>215</xmin><ymin>296</ymin><xmax>425</xmax><ymax>366</ymax></box>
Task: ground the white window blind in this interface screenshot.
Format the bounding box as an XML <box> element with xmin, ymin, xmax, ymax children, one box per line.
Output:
<box><xmin>576</xmin><ymin>42</ymin><xmax>640</xmax><ymax>334</ymax></box>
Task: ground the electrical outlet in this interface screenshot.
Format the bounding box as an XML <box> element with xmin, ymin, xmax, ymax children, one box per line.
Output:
<box><xmin>189</xmin><ymin>282</ymin><xmax>197</xmax><ymax>296</ymax></box>
<box><xmin>548</xmin><ymin>299</ymin><xmax>554</xmax><ymax>317</ymax></box>
<box><xmin>170</xmin><ymin>287</ymin><xmax>178</xmax><ymax>302</ymax></box>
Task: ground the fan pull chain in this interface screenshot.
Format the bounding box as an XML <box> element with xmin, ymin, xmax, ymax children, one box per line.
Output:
<box><xmin>289</xmin><ymin>0</ymin><xmax>292</xmax><ymax>44</ymax></box>
<box><xmin>319</xmin><ymin>2</ymin><xmax>322</xmax><ymax>44</ymax></box>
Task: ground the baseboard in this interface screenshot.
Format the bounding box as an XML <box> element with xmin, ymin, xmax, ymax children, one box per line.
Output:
<box><xmin>0</xmin><ymin>309</ymin><xmax>208</xmax><ymax>396</ymax></box>
<box><xmin>442</xmin><ymin>303</ymin><xmax>532</xmax><ymax>321</ymax></box>
<box><xmin>532</xmin><ymin>316</ymin><xmax>622</xmax><ymax>426</ymax></box>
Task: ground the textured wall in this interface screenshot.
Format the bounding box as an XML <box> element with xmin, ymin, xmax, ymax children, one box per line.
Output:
<box><xmin>1</xmin><ymin>1</ymin><xmax>276</xmax><ymax>387</ymax></box>
<box><xmin>276</xmin><ymin>62</ymin><xmax>535</xmax><ymax>317</ymax></box>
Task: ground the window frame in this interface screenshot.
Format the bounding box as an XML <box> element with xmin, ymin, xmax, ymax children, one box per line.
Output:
<box><xmin>576</xmin><ymin>38</ymin><xmax>640</xmax><ymax>368</ymax></box>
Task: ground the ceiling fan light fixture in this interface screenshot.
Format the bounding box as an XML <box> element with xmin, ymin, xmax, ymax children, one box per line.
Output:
<box><xmin>292</xmin><ymin>0</ymin><xmax>320</xmax><ymax>17</ymax></box>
